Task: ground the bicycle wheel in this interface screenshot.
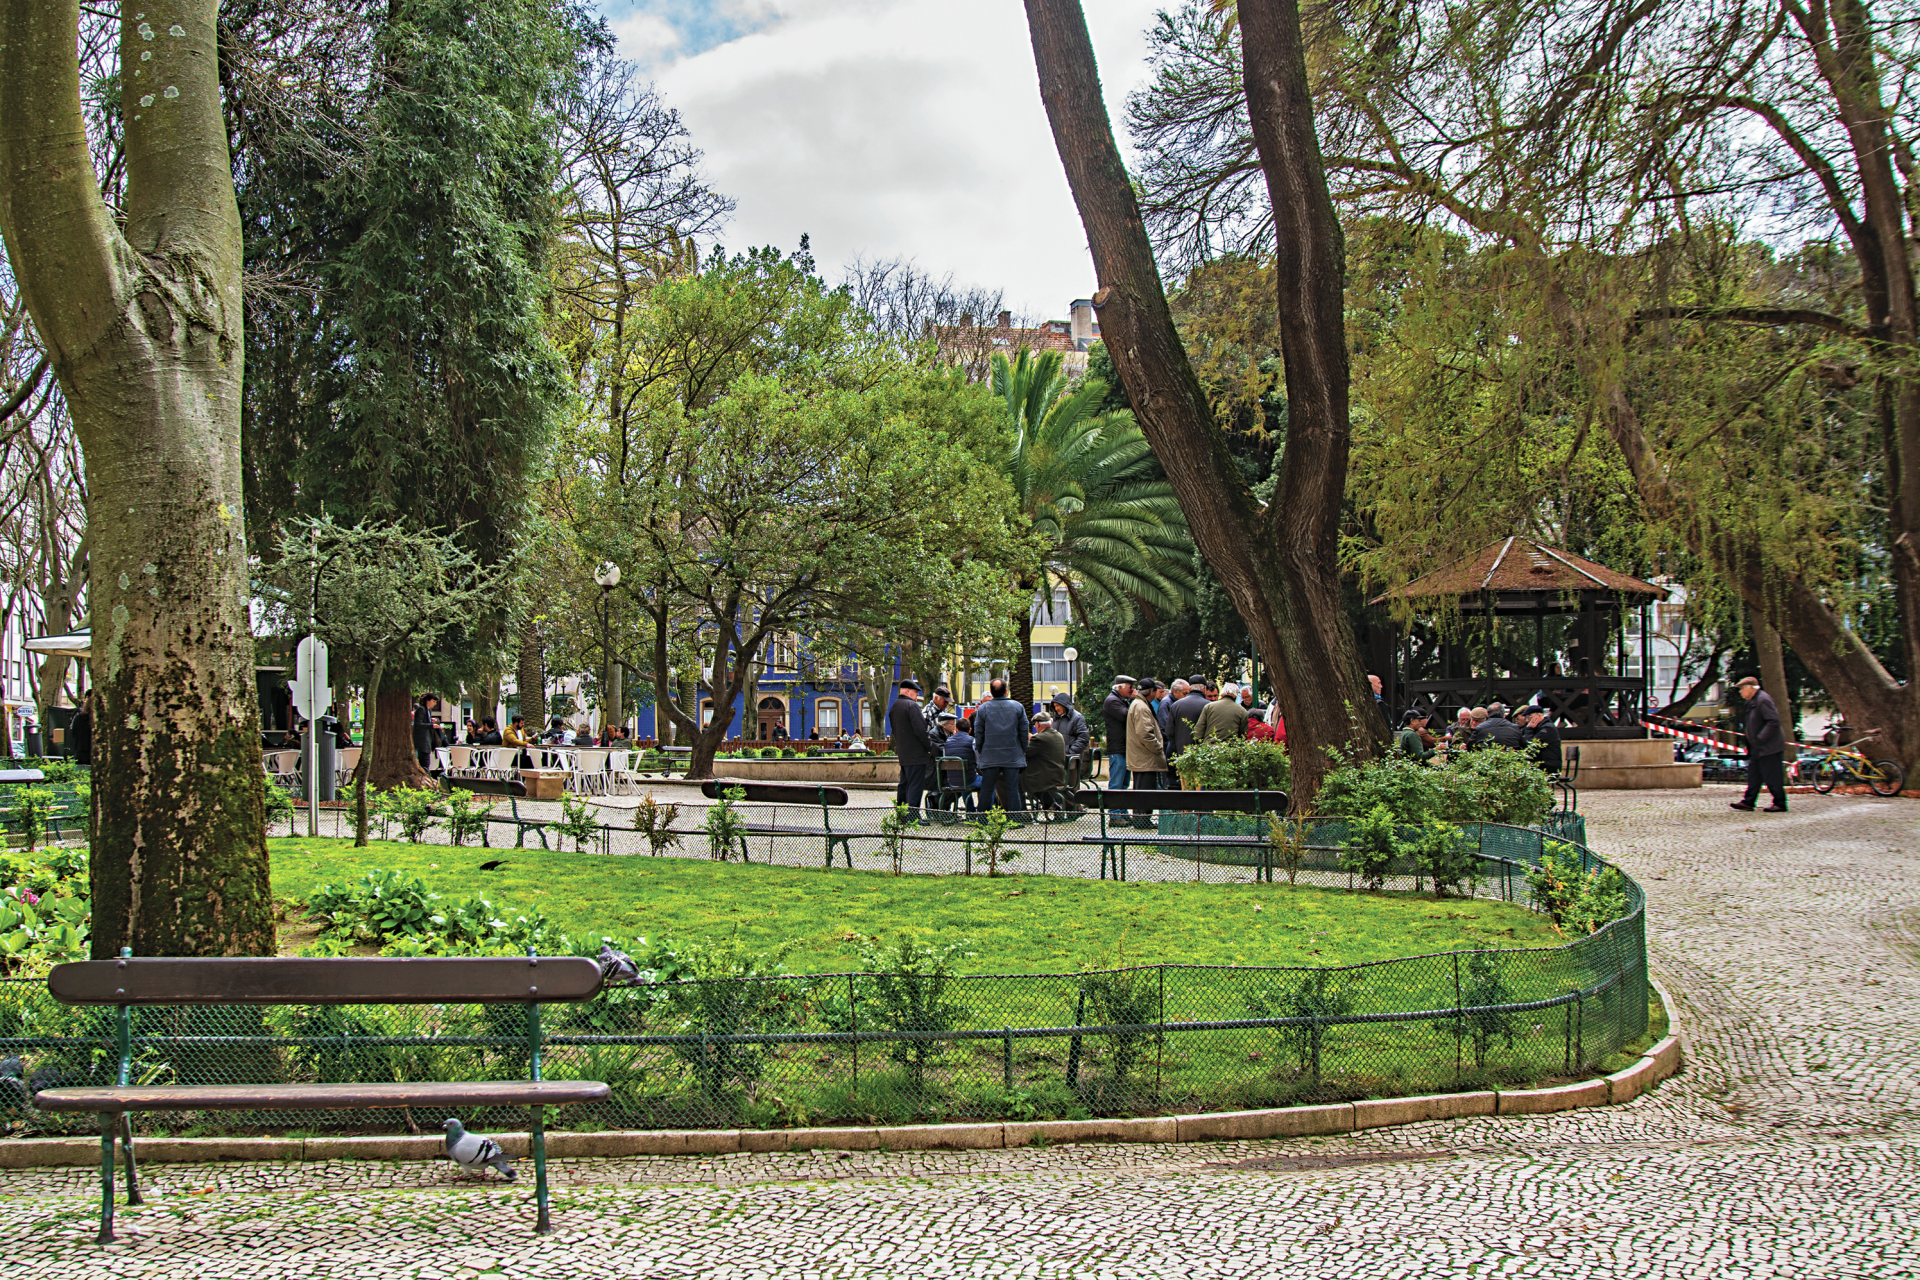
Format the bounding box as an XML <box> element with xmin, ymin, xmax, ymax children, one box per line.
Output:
<box><xmin>1868</xmin><ymin>759</ymin><xmax>1906</xmax><ymax>797</ymax></box>
<box><xmin>1812</xmin><ymin>758</ymin><xmax>1840</xmax><ymax>793</ymax></box>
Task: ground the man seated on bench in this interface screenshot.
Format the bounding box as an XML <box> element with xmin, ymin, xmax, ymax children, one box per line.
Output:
<box><xmin>1023</xmin><ymin>712</ymin><xmax>1070</xmax><ymax>810</ymax></box>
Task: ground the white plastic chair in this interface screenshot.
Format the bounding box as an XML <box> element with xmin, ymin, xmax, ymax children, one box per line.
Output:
<box><xmin>570</xmin><ymin>749</ymin><xmax>609</xmax><ymax>794</ymax></box>
<box><xmin>334</xmin><ymin>746</ymin><xmax>362</xmax><ymax>791</ymax></box>
<box><xmin>447</xmin><ymin>745</ymin><xmax>473</xmax><ymax>776</ymax></box>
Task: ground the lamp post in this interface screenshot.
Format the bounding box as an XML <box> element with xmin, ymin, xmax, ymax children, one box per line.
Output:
<box><xmin>593</xmin><ymin>562</ymin><xmax>620</xmax><ymax>737</ymax></box>
<box><xmin>1062</xmin><ymin>646</ymin><xmax>1078</xmax><ymax>708</ymax></box>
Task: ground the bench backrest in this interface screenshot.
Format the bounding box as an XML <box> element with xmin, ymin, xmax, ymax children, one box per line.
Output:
<box><xmin>47</xmin><ymin>956</ymin><xmax>604</xmax><ymax>1007</ymax></box>
<box><xmin>701</xmin><ymin>780</ymin><xmax>850</xmax><ymax>807</ymax></box>
<box><xmin>1072</xmin><ymin>788</ymin><xmax>1290</xmax><ymax>814</ymax></box>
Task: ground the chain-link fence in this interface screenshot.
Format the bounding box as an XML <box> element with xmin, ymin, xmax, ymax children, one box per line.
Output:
<box><xmin>0</xmin><ymin>819</ymin><xmax>1641</xmax><ymax>1135</ymax></box>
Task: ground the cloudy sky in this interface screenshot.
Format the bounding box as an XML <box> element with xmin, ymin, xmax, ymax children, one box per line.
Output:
<box><xmin>594</xmin><ymin>0</ymin><xmax>1167</xmax><ymax>320</ymax></box>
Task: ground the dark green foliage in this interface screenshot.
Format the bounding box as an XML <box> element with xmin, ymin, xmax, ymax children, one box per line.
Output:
<box><xmin>1527</xmin><ymin>844</ymin><xmax>1631</xmax><ymax>935</ymax></box>
<box><xmin>1317</xmin><ymin>747</ymin><xmax>1553</xmax><ymax>829</ymax></box>
<box><xmin>1338</xmin><ymin>803</ymin><xmax>1400</xmax><ymax>890</ymax></box>
<box><xmin>1170</xmin><ymin>736</ymin><xmax>1290</xmax><ymax>790</ymax></box>
<box><xmin>1458</xmin><ymin>949</ymin><xmax>1516</xmax><ymax>1069</ymax></box>
<box><xmin>1078</xmin><ymin>967</ymin><xmax>1161</xmax><ymax>1085</ymax></box>
<box><xmin>855</xmin><ymin>936</ymin><xmax>975</xmax><ymax>1089</ymax></box>
<box><xmin>1247</xmin><ymin>969</ymin><xmax>1353</xmax><ymax>1085</ymax></box>
<box><xmin>242</xmin><ymin>0</ymin><xmax>592</xmax><ymax>684</ymax></box>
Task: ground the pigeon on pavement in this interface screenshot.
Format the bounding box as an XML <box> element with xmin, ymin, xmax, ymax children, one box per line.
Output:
<box><xmin>442</xmin><ymin>1117</ymin><xmax>516</xmax><ymax>1180</ymax></box>
<box><xmin>596</xmin><ymin>942</ymin><xmax>640</xmax><ymax>985</ymax></box>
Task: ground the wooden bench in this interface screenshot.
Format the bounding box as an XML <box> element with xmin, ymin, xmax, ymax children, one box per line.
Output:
<box><xmin>35</xmin><ymin>951</ymin><xmax>609</xmax><ymax>1242</ymax></box>
<box><xmin>1074</xmin><ymin>788</ymin><xmax>1291</xmax><ymax>881</ymax></box>
<box><xmin>700</xmin><ymin>780</ymin><xmax>853</xmax><ymax>867</ymax></box>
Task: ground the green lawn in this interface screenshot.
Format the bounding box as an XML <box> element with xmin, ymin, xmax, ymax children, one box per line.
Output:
<box><xmin>268</xmin><ymin>837</ymin><xmax>1562</xmax><ymax>973</ymax></box>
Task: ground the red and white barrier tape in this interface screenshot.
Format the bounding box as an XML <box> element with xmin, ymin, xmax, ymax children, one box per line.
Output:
<box><xmin>1643</xmin><ymin>715</ymin><xmax>1746</xmax><ymax>756</ymax></box>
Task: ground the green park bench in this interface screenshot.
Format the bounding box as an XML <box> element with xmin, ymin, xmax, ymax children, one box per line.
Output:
<box><xmin>34</xmin><ymin>951</ymin><xmax>609</xmax><ymax>1243</ymax></box>
<box><xmin>1073</xmin><ymin>788</ymin><xmax>1292</xmax><ymax>881</ymax></box>
<box><xmin>700</xmin><ymin>780</ymin><xmax>852</xmax><ymax>867</ymax></box>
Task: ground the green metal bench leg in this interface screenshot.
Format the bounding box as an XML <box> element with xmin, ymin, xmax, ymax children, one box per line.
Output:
<box><xmin>531</xmin><ymin>1106</ymin><xmax>551</xmax><ymax>1235</ymax></box>
<box><xmin>97</xmin><ymin>1111</ymin><xmax>117</xmax><ymax>1243</ymax></box>
<box><xmin>121</xmin><ymin>1113</ymin><xmax>143</xmax><ymax>1206</ymax></box>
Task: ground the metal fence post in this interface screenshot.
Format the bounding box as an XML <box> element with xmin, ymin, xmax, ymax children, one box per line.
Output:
<box><xmin>1452</xmin><ymin>953</ymin><xmax>1463</xmax><ymax>1083</ymax></box>
<box><xmin>1003</xmin><ymin>1028</ymin><xmax>1013</xmax><ymax>1089</ymax></box>
<box><xmin>848</xmin><ymin>973</ymin><xmax>859</xmax><ymax>1098</ymax></box>
<box><xmin>1156</xmin><ymin>966</ymin><xmax>1166</xmax><ymax>1102</ymax></box>
<box><xmin>1066</xmin><ymin>989</ymin><xmax>1086</xmax><ymax>1090</ymax></box>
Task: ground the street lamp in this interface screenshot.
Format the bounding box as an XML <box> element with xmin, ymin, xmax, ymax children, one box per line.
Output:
<box><xmin>1063</xmin><ymin>646</ymin><xmax>1078</xmax><ymax>707</ymax></box>
<box><xmin>594</xmin><ymin>563</ymin><xmax>620</xmax><ymax>737</ymax></box>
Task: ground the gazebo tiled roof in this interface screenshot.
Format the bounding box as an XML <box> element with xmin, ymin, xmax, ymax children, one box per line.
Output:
<box><xmin>1371</xmin><ymin>537</ymin><xmax>1666</xmax><ymax>606</ymax></box>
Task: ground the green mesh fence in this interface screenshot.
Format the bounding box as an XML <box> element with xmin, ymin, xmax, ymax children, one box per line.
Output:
<box><xmin>0</xmin><ymin>819</ymin><xmax>1641</xmax><ymax>1135</ymax></box>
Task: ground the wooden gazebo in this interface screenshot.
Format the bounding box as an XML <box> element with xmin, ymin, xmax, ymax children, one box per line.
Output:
<box><xmin>1366</xmin><ymin>538</ymin><xmax>1667</xmax><ymax>740</ymax></box>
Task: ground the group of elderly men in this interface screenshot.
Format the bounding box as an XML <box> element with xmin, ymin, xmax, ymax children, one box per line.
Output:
<box><xmin>886</xmin><ymin>677</ymin><xmax>1092</xmax><ymax>816</ymax></box>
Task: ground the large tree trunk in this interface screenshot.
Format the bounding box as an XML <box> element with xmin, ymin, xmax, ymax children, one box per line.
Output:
<box><xmin>2</xmin><ymin>0</ymin><xmax>272</xmax><ymax>957</ymax></box>
<box><xmin>1752</xmin><ymin>612</ymin><xmax>1795</xmax><ymax>759</ymax></box>
<box><xmin>365</xmin><ymin>684</ymin><xmax>427</xmax><ymax>790</ymax></box>
<box><xmin>1023</xmin><ymin>0</ymin><xmax>1382</xmax><ymax>804</ymax></box>
<box><xmin>1009</xmin><ymin>595</ymin><xmax>1037</xmax><ymax>713</ymax></box>
<box><xmin>516</xmin><ymin>620</ymin><xmax>545</xmax><ymax>730</ymax></box>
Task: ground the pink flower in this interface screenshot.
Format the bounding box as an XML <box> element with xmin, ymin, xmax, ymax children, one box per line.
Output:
<box><xmin>19</xmin><ymin>890</ymin><xmax>38</xmax><ymax>906</ymax></box>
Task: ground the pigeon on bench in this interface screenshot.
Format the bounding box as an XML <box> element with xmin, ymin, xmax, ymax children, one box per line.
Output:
<box><xmin>442</xmin><ymin>1117</ymin><xmax>516</xmax><ymax>1181</ymax></box>
<box><xmin>596</xmin><ymin>942</ymin><xmax>640</xmax><ymax>985</ymax></box>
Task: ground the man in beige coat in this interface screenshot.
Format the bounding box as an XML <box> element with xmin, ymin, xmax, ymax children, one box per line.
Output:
<box><xmin>1124</xmin><ymin>679</ymin><xmax>1169</xmax><ymax>827</ymax></box>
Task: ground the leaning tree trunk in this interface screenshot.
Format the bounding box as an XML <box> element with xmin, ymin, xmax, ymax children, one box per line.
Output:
<box><xmin>1</xmin><ymin>0</ymin><xmax>272</xmax><ymax>957</ymax></box>
<box><xmin>1752</xmin><ymin>612</ymin><xmax>1795</xmax><ymax>759</ymax></box>
<box><xmin>1023</xmin><ymin>0</ymin><xmax>1382</xmax><ymax>805</ymax></box>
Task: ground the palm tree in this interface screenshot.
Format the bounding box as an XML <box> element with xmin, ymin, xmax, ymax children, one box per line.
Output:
<box><xmin>993</xmin><ymin>349</ymin><xmax>1196</xmax><ymax>710</ymax></box>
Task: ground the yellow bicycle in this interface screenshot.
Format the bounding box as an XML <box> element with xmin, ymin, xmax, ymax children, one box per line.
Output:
<box><xmin>1806</xmin><ymin>734</ymin><xmax>1906</xmax><ymax>796</ymax></box>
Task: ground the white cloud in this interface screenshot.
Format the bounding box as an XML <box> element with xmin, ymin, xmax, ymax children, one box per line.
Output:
<box><xmin>601</xmin><ymin>0</ymin><xmax>1164</xmax><ymax>320</ymax></box>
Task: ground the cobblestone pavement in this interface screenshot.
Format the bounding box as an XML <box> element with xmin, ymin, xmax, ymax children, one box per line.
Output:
<box><xmin>6</xmin><ymin>790</ymin><xmax>1917</xmax><ymax>1277</ymax></box>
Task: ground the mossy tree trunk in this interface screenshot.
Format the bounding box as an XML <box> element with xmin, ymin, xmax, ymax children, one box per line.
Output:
<box><xmin>1</xmin><ymin>0</ymin><xmax>272</xmax><ymax>957</ymax></box>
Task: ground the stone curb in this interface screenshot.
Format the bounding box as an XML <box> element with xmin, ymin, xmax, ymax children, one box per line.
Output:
<box><xmin>0</xmin><ymin>1039</ymin><xmax>1686</xmax><ymax>1168</ymax></box>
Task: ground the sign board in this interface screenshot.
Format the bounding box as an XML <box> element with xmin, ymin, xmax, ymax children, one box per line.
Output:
<box><xmin>288</xmin><ymin>636</ymin><xmax>330</xmax><ymax>721</ymax></box>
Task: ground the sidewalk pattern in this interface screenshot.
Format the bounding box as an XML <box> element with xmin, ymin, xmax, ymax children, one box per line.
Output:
<box><xmin>4</xmin><ymin>791</ymin><xmax>1915</xmax><ymax>1278</ymax></box>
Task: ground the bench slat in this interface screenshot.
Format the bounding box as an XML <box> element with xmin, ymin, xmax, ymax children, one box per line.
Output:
<box><xmin>700</xmin><ymin>780</ymin><xmax>850</xmax><ymax>806</ymax></box>
<box><xmin>34</xmin><ymin>1080</ymin><xmax>610</xmax><ymax>1113</ymax></box>
<box><xmin>47</xmin><ymin>957</ymin><xmax>604</xmax><ymax>1007</ymax></box>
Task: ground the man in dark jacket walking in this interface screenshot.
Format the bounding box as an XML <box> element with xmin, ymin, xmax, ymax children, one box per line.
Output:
<box><xmin>1102</xmin><ymin>677</ymin><xmax>1135</xmax><ymax>791</ymax></box>
<box><xmin>1730</xmin><ymin>676</ymin><xmax>1788</xmax><ymax>812</ymax></box>
<box><xmin>973</xmin><ymin>678</ymin><xmax>1030</xmax><ymax>814</ymax></box>
<box><xmin>889</xmin><ymin>679</ymin><xmax>936</xmax><ymax>815</ymax></box>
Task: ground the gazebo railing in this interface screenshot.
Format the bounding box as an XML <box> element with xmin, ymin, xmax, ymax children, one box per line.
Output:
<box><xmin>1404</xmin><ymin>678</ymin><xmax>1648</xmax><ymax>739</ymax></box>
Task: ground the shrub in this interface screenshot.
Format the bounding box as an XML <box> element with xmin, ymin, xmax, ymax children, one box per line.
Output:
<box><xmin>375</xmin><ymin>786</ymin><xmax>441</xmax><ymax>843</ymax></box>
<box><xmin>632</xmin><ymin>796</ymin><xmax>682</xmax><ymax>856</ymax></box>
<box><xmin>1265</xmin><ymin>814</ymin><xmax>1310</xmax><ymax>887</ymax></box>
<box><xmin>1077</xmin><ymin>965</ymin><xmax>1160</xmax><ymax>1085</ymax></box>
<box><xmin>1526</xmin><ymin>843</ymin><xmax>1630</xmax><ymax>935</ymax></box>
<box><xmin>1316</xmin><ymin>753</ymin><xmax>1439</xmax><ymax>824</ymax></box>
<box><xmin>856</xmin><ymin>936</ymin><xmax>974</xmax><ymax>1090</ymax></box>
<box><xmin>703</xmin><ymin>786</ymin><xmax>748</xmax><ymax>861</ymax></box>
<box><xmin>1246</xmin><ymin>969</ymin><xmax>1353</xmax><ymax>1084</ymax></box>
<box><xmin>10</xmin><ymin>786</ymin><xmax>58</xmax><ymax>853</ymax></box>
<box><xmin>878</xmin><ymin>802</ymin><xmax>911</xmax><ymax>875</ymax></box>
<box><xmin>1433</xmin><ymin>749</ymin><xmax>1554</xmax><ymax>827</ymax></box>
<box><xmin>442</xmin><ymin>789</ymin><xmax>496</xmax><ymax>847</ymax></box>
<box><xmin>551</xmin><ymin>793</ymin><xmax>602</xmax><ymax>853</ymax></box>
<box><xmin>264</xmin><ymin>776</ymin><xmax>297</xmax><ymax>833</ymax></box>
<box><xmin>1410</xmin><ymin>817</ymin><xmax>1477</xmax><ymax>896</ymax></box>
<box><xmin>1171</xmin><ymin>736</ymin><xmax>1291</xmax><ymax>791</ymax></box>
<box><xmin>1338</xmin><ymin>803</ymin><xmax>1399</xmax><ymax>890</ymax></box>
<box><xmin>1457</xmin><ymin>948</ymin><xmax>1517</xmax><ymax>1068</ymax></box>
<box><xmin>658</xmin><ymin>933</ymin><xmax>804</xmax><ymax>1100</ymax></box>
<box><xmin>964</xmin><ymin>806</ymin><xmax>1019</xmax><ymax>877</ymax></box>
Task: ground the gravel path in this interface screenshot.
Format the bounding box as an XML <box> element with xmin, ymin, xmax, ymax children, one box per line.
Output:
<box><xmin>6</xmin><ymin>790</ymin><xmax>1917</xmax><ymax>1277</ymax></box>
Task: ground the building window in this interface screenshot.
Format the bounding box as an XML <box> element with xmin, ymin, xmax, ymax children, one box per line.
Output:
<box><xmin>1030</xmin><ymin>644</ymin><xmax>1075</xmax><ymax>684</ymax></box>
<box><xmin>700</xmin><ymin>700</ymin><xmax>716</xmax><ymax>727</ymax></box>
<box><xmin>816</xmin><ymin>698</ymin><xmax>841</xmax><ymax>734</ymax></box>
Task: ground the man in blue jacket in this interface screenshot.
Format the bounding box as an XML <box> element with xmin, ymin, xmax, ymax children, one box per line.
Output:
<box><xmin>971</xmin><ymin>678</ymin><xmax>1030</xmax><ymax>815</ymax></box>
